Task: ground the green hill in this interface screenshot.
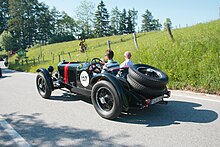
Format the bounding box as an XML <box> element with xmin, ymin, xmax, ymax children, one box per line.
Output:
<box><xmin>9</xmin><ymin>20</ymin><xmax>220</xmax><ymax>94</ymax></box>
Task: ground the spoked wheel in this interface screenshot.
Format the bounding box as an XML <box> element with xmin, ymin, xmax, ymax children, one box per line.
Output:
<box><xmin>96</xmin><ymin>87</ymin><xmax>114</xmax><ymax>112</ymax></box>
<box><xmin>91</xmin><ymin>80</ymin><xmax>122</xmax><ymax>119</ymax></box>
<box><xmin>36</xmin><ymin>73</ymin><xmax>51</xmax><ymax>98</ymax></box>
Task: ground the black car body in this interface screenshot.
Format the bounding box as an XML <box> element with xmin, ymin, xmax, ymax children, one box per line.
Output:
<box><xmin>36</xmin><ymin>58</ymin><xmax>170</xmax><ymax>119</ymax></box>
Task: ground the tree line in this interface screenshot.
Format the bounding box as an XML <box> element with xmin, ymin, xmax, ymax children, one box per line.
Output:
<box><xmin>0</xmin><ymin>0</ymin><xmax>171</xmax><ymax>52</ymax></box>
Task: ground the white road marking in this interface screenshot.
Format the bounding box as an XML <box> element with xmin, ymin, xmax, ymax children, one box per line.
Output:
<box><xmin>172</xmin><ymin>94</ymin><xmax>220</xmax><ymax>103</ymax></box>
<box><xmin>0</xmin><ymin>116</ymin><xmax>31</xmax><ymax>147</ymax></box>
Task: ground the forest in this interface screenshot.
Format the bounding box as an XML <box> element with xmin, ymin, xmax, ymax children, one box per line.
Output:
<box><xmin>0</xmin><ymin>0</ymin><xmax>166</xmax><ymax>52</ymax></box>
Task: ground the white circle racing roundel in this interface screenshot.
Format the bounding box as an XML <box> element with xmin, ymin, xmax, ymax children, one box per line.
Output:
<box><xmin>80</xmin><ymin>71</ymin><xmax>90</xmax><ymax>87</ymax></box>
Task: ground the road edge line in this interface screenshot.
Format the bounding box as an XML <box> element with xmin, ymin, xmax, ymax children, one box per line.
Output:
<box><xmin>0</xmin><ymin>116</ymin><xmax>31</xmax><ymax>147</ymax></box>
<box><xmin>172</xmin><ymin>94</ymin><xmax>220</xmax><ymax>103</ymax></box>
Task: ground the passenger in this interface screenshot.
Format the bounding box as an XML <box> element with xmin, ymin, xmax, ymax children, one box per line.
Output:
<box><xmin>120</xmin><ymin>51</ymin><xmax>134</xmax><ymax>68</ymax></box>
<box><xmin>101</xmin><ymin>49</ymin><xmax>120</xmax><ymax>73</ymax></box>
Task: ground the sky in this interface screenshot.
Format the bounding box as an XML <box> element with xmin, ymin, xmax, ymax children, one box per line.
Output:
<box><xmin>38</xmin><ymin>0</ymin><xmax>220</xmax><ymax>29</ymax></box>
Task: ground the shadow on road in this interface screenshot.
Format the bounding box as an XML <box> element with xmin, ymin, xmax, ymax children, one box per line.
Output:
<box><xmin>46</xmin><ymin>93</ymin><xmax>218</xmax><ymax>127</ymax></box>
<box><xmin>0</xmin><ymin>67</ymin><xmax>16</xmax><ymax>79</ymax></box>
<box><xmin>0</xmin><ymin>75</ymin><xmax>11</xmax><ymax>79</ymax></box>
<box><xmin>0</xmin><ymin>112</ymin><xmax>141</xmax><ymax>147</ymax></box>
<box><xmin>49</xmin><ymin>92</ymin><xmax>92</xmax><ymax>104</ymax></box>
<box><xmin>1</xmin><ymin>68</ymin><xmax>16</xmax><ymax>74</ymax></box>
<box><xmin>117</xmin><ymin>100</ymin><xmax>218</xmax><ymax>127</ymax></box>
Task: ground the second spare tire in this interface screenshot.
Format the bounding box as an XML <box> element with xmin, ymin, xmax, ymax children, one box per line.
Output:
<box><xmin>127</xmin><ymin>74</ymin><xmax>167</xmax><ymax>97</ymax></box>
<box><xmin>129</xmin><ymin>64</ymin><xmax>168</xmax><ymax>88</ymax></box>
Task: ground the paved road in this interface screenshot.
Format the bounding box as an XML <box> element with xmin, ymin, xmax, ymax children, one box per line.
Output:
<box><xmin>0</xmin><ymin>62</ymin><xmax>220</xmax><ymax>147</ymax></box>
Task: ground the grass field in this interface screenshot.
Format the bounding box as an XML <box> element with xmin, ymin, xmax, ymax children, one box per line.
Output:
<box><xmin>8</xmin><ymin>20</ymin><xmax>220</xmax><ymax>94</ymax></box>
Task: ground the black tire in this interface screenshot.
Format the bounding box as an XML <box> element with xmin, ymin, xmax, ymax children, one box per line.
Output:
<box><xmin>127</xmin><ymin>74</ymin><xmax>167</xmax><ymax>97</ymax></box>
<box><xmin>129</xmin><ymin>64</ymin><xmax>168</xmax><ymax>88</ymax></box>
<box><xmin>91</xmin><ymin>80</ymin><xmax>123</xmax><ymax>119</ymax></box>
<box><xmin>36</xmin><ymin>73</ymin><xmax>52</xmax><ymax>98</ymax></box>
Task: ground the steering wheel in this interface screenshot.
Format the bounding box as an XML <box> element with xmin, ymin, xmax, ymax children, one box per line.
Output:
<box><xmin>91</xmin><ymin>58</ymin><xmax>103</xmax><ymax>63</ymax></box>
<box><xmin>90</xmin><ymin>58</ymin><xmax>103</xmax><ymax>73</ymax></box>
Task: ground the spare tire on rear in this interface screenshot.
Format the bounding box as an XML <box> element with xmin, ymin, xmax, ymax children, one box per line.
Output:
<box><xmin>127</xmin><ymin>74</ymin><xmax>167</xmax><ymax>97</ymax></box>
<box><xmin>129</xmin><ymin>64</ymin><xmax>168</xmax><ymax>88</ymax></box>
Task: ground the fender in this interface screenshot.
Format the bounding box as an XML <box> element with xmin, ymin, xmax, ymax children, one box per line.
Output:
<box><xmin>36</xmin><ymin>68</ymin><xmax>54</xmax><ymax>91</ymax></box>
<box><xmin>91</xmin><ymin>73</ymin><xmax>129</xmax><ymax>109</ymax></box>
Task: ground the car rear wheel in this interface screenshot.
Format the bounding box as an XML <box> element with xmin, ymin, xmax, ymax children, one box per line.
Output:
<box><xmin>36</xmin><ymin>73</ymin><xmax>51</xmax><ymax>98</ymax></box>
<box><xmin>91</xmin><ymin>80</ymin><xmax>122</xmax><ymax>119</ymax></box>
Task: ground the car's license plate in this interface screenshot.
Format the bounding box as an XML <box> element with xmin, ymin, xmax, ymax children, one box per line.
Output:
<box><xmin>151</xmin><ymin>96</ymin><xmax>163</xmax><ymax>105</ymax></box>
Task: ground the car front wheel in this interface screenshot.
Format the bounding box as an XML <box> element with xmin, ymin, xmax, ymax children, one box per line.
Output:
<box><xmin>36</xmin><ymin>73</ymin><xmax>51</xmax><ymax>98</ymax></box>
<box><xmin>91</xmin><ymin>80</ymin><xmax>122</xmax><ymax>119</ymax></box>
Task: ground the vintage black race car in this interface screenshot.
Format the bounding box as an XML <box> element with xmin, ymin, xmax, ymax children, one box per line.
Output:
<box><xmin>36</xmin><ymin>58</ymin><xmax>170</xmax><ymax>119</ymax></box>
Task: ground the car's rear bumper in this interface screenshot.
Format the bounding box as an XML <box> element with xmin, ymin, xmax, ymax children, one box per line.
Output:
<box><xmin>145</xmin><ymin>90</ymin><xmax>171</xmax><ymax>107</ymax></box>
<box><xmin>128</xmin><ymin>90</ymin><xmax>171</xmax><ymax>109</ymax></box>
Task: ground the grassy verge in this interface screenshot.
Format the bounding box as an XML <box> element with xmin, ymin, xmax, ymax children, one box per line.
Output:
<box><xmin>8</xmin><ymin>20</ymin><xmax>220</xmax><ymax>95</ymax></box>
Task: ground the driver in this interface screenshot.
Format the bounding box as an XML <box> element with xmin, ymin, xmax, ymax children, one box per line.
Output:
<box><xmin>101</xmin><ymin>49</ymin><xmax>119</xmax><ymax>73</ymax></box>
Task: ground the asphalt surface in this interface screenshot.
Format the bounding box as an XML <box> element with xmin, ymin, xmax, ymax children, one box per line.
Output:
<box><xmin>0</xmin><ymin>61</ymin><xmax>220</xmax><ymax>147</ymax></box>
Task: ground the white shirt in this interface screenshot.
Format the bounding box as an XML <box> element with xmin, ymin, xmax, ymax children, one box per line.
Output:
<box><xmin>120</xmin><ymin>59</ymin><xmax>134</xmax><ymax>68</ymax></box>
